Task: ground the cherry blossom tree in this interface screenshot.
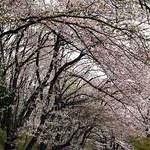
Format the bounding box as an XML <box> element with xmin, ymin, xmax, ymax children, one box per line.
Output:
<box><xmin>1</xmin><ymin>0</ymin><xmax>150</xmax><ymax>150</ymax></box>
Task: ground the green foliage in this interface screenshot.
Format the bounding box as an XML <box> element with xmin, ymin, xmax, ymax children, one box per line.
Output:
<box><xmin>131</xmin><ymin>137</ymin><xmax>150</xmax><ymax>150</ymax></box>
<box><xmin>17</xmin><ymin>133</ymin><xmax>38</xmax><ymax>150</ymax></box>
<box><xmin>84</xmin><ymin>141</ymin><xmax>95</xmax><ymax>150</ymax></box>
<box><xmin>0</xmin><ymin>128</ymin><xmax>6</xmax><ymax>149</ymax></box>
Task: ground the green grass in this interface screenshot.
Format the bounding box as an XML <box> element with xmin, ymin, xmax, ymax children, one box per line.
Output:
<box><xmin>131</xmin><ymin>137</ymin><xmax>150</xmax><ymax>150</ymax></box>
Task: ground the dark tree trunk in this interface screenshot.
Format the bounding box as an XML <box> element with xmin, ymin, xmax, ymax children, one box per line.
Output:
<box><xmin>4</xmin><ymin>107</ymin><xmax>17</xmax><ymax>150</ymax></box>
<box><xmin>52</xmin><ymin>144</ymin><xmax>70</xmax><ymax>150</ymax></box>
<box><xmin>38</xmin><ymin>142</ymin><xmax>47</xmax><ymax>150</ymax></box>
<box><xmin>4</xmin><ymin>131</ymin><xmax>17</xmax><ymax>150</ymax></box>
<box><xmin>25</xmin><ymin>137</ymin><xmax>37</xmax><ymax>150</ymax></box>
<box><xmin>25</xmin><ymin>113</ymin><xmax>46</xmax><ymax>150</ymax></box>
<box><xmin>4</xmin><ymin>140</ymin><xmax>16</xmax><ymax>150</ymax></box>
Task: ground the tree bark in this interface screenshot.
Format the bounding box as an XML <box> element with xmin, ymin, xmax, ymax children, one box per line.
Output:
<box><xmin>4</xmin><ymin>131</ymin><xmax>17</xmax><ymax>150</ymax></box>
<box><xmin>4</xmin><ymin>107</ymin><xmax>17</xmax><ymax>150</ymax></box>
<box><xmin>25</xmin><ymin>137</ymin><xmax>37</xmax><ymax>150</ymax></box>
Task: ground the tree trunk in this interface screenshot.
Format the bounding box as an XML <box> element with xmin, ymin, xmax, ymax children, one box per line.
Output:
<box><xmin>4</xmin><ymin>131</ymin><xmax>16</xmax><ymax>150</ymax></box>
<box><xmin>38</xmin><ymin>142</ymin><xmax>47</xmax><ymax>150</ymax></box>
<box><xmin>25</xmin><ymin>136</ymin><xmax>37</xmax><ymax>150</ymax></box>
<box><xmin>4</xmin><ymin>140</ymin><xmax>16</xmax><ymax>150</ymax></box>
<box><xmin>25</xmin><ymin>113</ymin><xmax>47</xmax><ymax>150</ymax></box>
<box><xmin>4</xmin><ymin>107</ymin><xmax>17</xmax><ymax>150</ymax></box>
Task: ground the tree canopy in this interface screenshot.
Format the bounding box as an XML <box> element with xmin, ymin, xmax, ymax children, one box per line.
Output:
<box><xmin>0</xmin><ymin>0</ymin><xmax>150</xmax><ymax>150</ymax></box>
